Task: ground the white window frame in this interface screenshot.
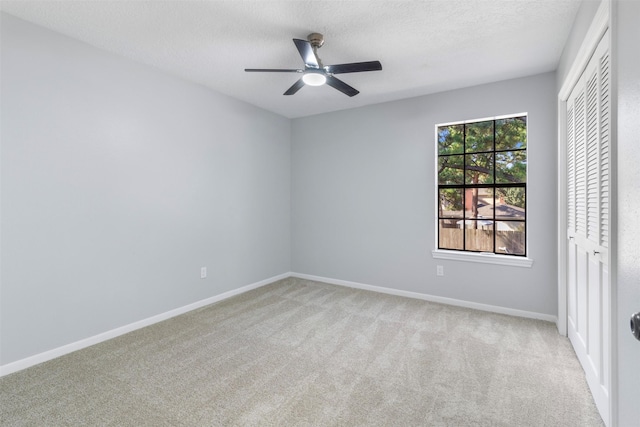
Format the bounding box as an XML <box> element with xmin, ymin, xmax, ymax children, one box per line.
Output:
<box><xmin>432</xmin><ymin>113</ymin><xmax>533</xmax><ymax>268</ymax></box>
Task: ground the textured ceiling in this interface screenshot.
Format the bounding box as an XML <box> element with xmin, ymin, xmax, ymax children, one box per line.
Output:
<box><xmin>1</xmin><ymin>0</ymin><xmax>585</xmax><ymax>118</ymax></box>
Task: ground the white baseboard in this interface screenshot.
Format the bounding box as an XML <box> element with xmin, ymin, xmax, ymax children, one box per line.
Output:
<box><xmin>1</xmin><ymin>271</ymin><xmax>557</xmax><ymax>377</ymax></box>
<box><xmin>0</xmin><ymin>273</ymin><xmax>289</xmax><ymax>377</ymax></box>
<box><xmin>290</xmin><ymin>272</ymin><xmax>558</xmax><ymax>323</ymax></box>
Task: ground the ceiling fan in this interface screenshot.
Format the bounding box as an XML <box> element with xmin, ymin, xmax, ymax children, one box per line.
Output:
<box><xmin>245</xmin><ymin>33</ymin><xmax>382</xmax><ymax>97</ymax></box>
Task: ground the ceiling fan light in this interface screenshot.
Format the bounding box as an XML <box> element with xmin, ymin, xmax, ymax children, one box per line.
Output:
<box><xmin>302</xmin><ymin>72</ymin><xmax>326</xmax><ymax>86</ymax></box>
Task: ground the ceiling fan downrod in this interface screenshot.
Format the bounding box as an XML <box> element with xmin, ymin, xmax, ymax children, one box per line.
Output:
<box><xmin>307</xmin><ymin>32</ymin><xmax>324</xmax><ymax>68</ymax></box>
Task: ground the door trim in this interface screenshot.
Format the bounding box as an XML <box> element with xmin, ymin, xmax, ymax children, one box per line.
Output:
<box><xmin>557</xmin><ymin>0</ymin><xmax>613</xmax><ymax>425</ymax></box>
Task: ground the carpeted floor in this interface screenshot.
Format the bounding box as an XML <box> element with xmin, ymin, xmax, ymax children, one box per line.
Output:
<box><xmin>1</xmin><ymin>277</ymin><xmax>603</xmax><ymax>426</ymax></box>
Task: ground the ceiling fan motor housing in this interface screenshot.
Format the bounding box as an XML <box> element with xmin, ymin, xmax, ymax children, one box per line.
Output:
<box><xmin>307</xmin><ymin>33</ymin><xmax>325</xmax><ymax>48</ymax></box>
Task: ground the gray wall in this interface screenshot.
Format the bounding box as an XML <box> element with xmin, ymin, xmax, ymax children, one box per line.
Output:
<box><xmin>614</xmin><ymin>1</ymin><xmax>640</xmax><ymax>424</ymax></box>
<box><xmin>291</xmin><ymin>72</ymin><xmax>558</xmax><ymax>316</ymax></box>
<box><xmin>557</xmin><ymin>0</ymin><xmax>602</xmax><ymax>88</ymax></box>
<box><xmin>0</xmin><ymin>14</ymin><xmax>291</xmax><ymax>365</ymax></box>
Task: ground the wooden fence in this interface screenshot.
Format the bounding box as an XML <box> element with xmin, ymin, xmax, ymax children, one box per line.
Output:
<box><xmin>439</xmin><ymin>228</ymin><xmax>525</xmax><ymax>254</ymax></box>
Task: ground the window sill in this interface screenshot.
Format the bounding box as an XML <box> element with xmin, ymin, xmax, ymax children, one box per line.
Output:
<box><xmin>431</xmin><ymin>250</ymin><xmax>534</xmax><ymax>268</ymax></box>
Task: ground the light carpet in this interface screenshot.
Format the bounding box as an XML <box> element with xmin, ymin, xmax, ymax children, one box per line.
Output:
<box><xmin>0</xmin><ymin>277</ymin><xmax>603</xmax><ymax>426</ymax></box>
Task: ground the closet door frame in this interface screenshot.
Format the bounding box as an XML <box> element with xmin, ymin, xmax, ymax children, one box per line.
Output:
<box><xmin>557</xmin><ymin>1</ymin><xmax>614</xmax><ymax>425</ymax></box>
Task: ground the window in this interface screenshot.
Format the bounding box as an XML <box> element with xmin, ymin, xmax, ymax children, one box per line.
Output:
<box><xmin>437</xmin><ymin>115</ymin><xmax>527</xmax><ymax>256</ymax></box>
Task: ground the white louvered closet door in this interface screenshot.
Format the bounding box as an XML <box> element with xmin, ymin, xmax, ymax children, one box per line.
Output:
<box><xmin>566</xmin><ymin>29</ymin><xmax>611</xmax><ymax>425</ymax></box>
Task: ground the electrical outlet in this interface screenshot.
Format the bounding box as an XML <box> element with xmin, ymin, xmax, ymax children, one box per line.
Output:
<box><xmin>200</xmin><ymin>267</ymin><xmax>207</xmax><ymax>279</ymax></box>
<box><xmin>436</xmin><ymin>265</ymin><xmax>444</xmax><ymax>276</ymax></box>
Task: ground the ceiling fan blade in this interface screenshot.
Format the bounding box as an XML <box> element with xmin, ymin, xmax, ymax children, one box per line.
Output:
<box><xmin>326</xmin><ymin>76</ymin><xmax>359</xmax><ymax>97</ymax></box>
<box><xmin>293</xmin><ymin>38</ymin><xmax>319</xmax><ymax>68</ymax></box>
<box><xmin>245</xmin><ymin>68</ymin><xmax>302</xmax><ymax>73</ymax></box>
<box><xmin>326</xmin><ymin>61</ymin><xmax>383</xmax><ymax>74</ymax></box>
<box><xmin>284</xmin><ymin>78</ymin><xmax>305</xmax><ymax>96</ymax></box>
